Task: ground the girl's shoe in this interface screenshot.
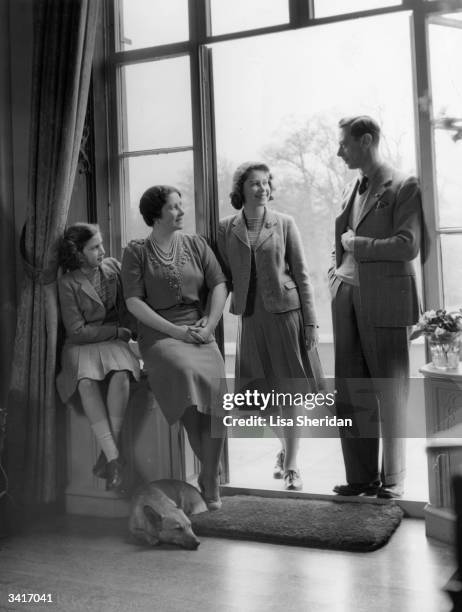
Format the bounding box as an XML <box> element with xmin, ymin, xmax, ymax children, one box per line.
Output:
<box><xmin>106</xmin><ymin>458</ymin><xmax>125</xmax><ymax>491</ymax></box>
<box><xmin>92</xmin><ymin>451</ymin><xmax>107</xmax><ymax>479</ymax></box>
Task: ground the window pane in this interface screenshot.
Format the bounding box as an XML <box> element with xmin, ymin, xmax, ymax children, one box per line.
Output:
<box><xmin>210</xmin><ymin>0</ymin><xmax>289</xmax><ymax>36</ymax></box>
<box><xmin>428</xmin><ymin>16</ymin><xmax>462</xmax><ymax>228</ymax></box>
<box><xmin>433</xmin><ymin>132</ymin><xmax>462</xmax><ymax>228</ymax></box>
<box><xmin>121</xmin><ymin>152</ymin><xmax>195</xmax><ymax>244</ymax></box>
<box><xmin>119</xmin><ymin>0</ymin><xmax>189</xmax><ymax>50</ymax></box>
<box><xmin>121</xmin><ymin>57</ymin><xmax>192</xmax><ymax>152</ymax></box>
<box><xmin>441</xmin><ymin>235</ymin><xmax>462</xmax><ymax>310</ymax></box>
<box><xmin>314</xmin><ymin>0</ymin><xmax>400</xmax><ymax>18</ymax></box>
<box><xmin>211</xmin><ymin>12</ymin><xmax>416</xmax><ymax>343</ymax></box>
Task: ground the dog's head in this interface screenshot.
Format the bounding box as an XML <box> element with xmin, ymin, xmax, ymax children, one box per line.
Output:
<box><xmin>129</xmin><ymin>490</ymin><xmax>200</xmax><ymax>550</ymax></box>
<box><xmin>144</xmin><ymin>506</ymin><xmax>200</xmax><ymax>550</ymax></box>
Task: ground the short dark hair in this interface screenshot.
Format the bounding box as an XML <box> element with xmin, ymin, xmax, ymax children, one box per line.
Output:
<box><xmin>139</xmin><ymin>185</ymin><xmax>181</xmax><ymax>226</ymax></box>
<box><xmin>229</xmin><ymin>161</ymin><xmax>274</xmax><ymax>210</ymax></box>
<box><xmin>59</xmin><ymin>222</ymin><xmax>100</xmax><ymax>271</ymax></box>
<box><xmin>338</xmin><ymin>115</ymin><xmax>381</xmax><ymax>144</ymax></box>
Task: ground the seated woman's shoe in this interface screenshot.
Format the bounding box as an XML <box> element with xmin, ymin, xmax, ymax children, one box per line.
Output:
<box><xmin>105</xmin><ymin>458</ymin><xmax>125</xmax><ymax>491</ymax></box>
<box><xmin>92</xmin><ymin>451</ymin><xmax>107</xmax><ymax>479</ymax></box>
<box><xmin>197</xmin><ymin>474</ymin><xmax>222</xmax><ymax>511</ymax></box>
<box><xmin>203</xmin><ymin>495</ymin><xmax>222</xmax><ymax>511</ymax></box>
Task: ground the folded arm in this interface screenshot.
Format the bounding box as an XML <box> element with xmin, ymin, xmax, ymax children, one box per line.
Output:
<box><xmin>353</xmin><ymin>177</ymin><xmax>422</xmax><ymax>262</ymax></box>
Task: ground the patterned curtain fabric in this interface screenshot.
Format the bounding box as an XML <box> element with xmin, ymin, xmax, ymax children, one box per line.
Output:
<box><xmin>7</xmin><ymin>0</ymin><xmax>100</xmax><ymax>506</ymax></box>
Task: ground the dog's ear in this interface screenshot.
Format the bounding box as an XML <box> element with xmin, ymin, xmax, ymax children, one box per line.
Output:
<box><xmin>143</xmin><ymin>504</ymin><xmax>163</xmax><ymax>530</ymax></box>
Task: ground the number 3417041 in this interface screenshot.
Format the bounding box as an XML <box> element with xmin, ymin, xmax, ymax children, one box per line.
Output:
<box><xmin>8</xmin><ymin>593</ymin><xmax>53</xmax><ymax>603</ymax></box>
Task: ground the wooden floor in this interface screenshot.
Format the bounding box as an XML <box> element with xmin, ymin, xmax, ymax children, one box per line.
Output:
<box><xmin>0</xmin><ymin>514</ymin><xmax>455</xmax><ymax>612</ymax></box>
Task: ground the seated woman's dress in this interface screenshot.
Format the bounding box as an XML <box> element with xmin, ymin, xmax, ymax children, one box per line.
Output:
<box><xmin>56</xmin><ymin>257</ymin><xmax>140</xmax><ymax>404</ymax></box>
<box><xmin>121</xmin><ymin>234</ymin><xmax>227</xmax><ymax>425</ymax></box>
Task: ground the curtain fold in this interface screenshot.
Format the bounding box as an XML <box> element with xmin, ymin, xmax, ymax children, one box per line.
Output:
<box><xmin>8</xmin><ymin>0</ymin><xmax>101</xmax><ymax>506</ymax></box>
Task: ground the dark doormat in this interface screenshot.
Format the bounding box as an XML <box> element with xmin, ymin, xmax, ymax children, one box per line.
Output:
<box><xmin>191</xmin><ymin>495</ymin><xmax>403</xmax><ymax>552</ymax></box>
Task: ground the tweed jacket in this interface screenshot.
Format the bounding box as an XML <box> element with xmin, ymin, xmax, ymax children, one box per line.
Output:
<box><xmin>217</xmin><ymin>209</ymin><xmax>317</xmax><ymax>325</ymax></box>
<box><xmin>328</xmin><ymin>166</ymin><xmax>423</xmax><ymax>327</ymax></box>
<box><xmin>58</xmin><ymin>257</ymin><xmax>130</xmax><ymax>345</ymax></box>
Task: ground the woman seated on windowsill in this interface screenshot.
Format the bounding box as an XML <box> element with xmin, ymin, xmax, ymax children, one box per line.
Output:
<box><xmin>121</xmin><ymin>185</ymin><xmax>228</xmax><ymax>510</ymax></box>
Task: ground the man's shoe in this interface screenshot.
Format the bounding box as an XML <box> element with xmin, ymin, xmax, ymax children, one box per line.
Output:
<box><xmin>273</xmin><ymin>450</ymin><xmax>285</xmax><ymax>479</ymax></box>
<box><xmin>333</xmin><ymin>482</ymin><xmax>380</xmax><ymax>496</ymax></box>
<box><xmin>284</xmin><ymin>469</ymin><xmax>303</xmax><ymax>491</ymax></box>
<box><xmin>377</xmin><ymin>484</ymin><xmax>403</xmax><ymax>499</ymax></box>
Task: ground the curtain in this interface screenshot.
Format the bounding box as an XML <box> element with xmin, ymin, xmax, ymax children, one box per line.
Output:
<box><xmin>7</xmin><ymin>0</ymin><xmax>100</xmax><ymax>506</ymax></box>
<box><xmin>0</xmin><ymin>0</ymin><xmax>17</xmax><ymax>507</ymax></box>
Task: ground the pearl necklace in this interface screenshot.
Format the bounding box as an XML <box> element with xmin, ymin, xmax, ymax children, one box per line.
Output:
<box><xmin>148</xmin><ymin>232</ymin><xmax>179</xmax><ymax>266</ymax></box>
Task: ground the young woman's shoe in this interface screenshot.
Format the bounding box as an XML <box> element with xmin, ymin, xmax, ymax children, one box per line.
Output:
<box><xmin>283</xmin><ymin>469</ymin><xmax>303</xmax><ymax>491</ymax></box>
<box><xmin>273</xmin><ymin>450</ymin><xmax>285</xmax><ymax>479</ymax></box>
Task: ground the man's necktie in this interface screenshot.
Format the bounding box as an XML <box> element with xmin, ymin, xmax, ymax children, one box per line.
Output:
<box><xmin>358</xmin><ymin>175</ymin><xmax>369</xmax><ymax>195</ymax></box>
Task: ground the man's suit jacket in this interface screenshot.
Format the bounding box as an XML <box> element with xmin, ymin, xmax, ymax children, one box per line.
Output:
<box><xmin>217</xmin><ymin>209</ymin><xmax>317</xmax><ymax>325</ymax></box>
<box><xmin>58</xmin><ymin>257</ymin><xmax>130</xmax><ymax>345</ymax></box>
<box><xmin>328</xmin><ymin>166</ymin><xmax>422</xmax><ymax>327</ymax></box>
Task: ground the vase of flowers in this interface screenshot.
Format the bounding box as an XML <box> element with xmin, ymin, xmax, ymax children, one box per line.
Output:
<box><xmin>410</xmin><ymin>309</ymin><xmax>462</xmax><ymax>370</ymax></box>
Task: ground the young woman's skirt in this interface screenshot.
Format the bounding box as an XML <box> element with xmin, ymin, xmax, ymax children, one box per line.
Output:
<box><xmin>57</xmin><ymin>339</ymin><xmax>141</xmax><ymax>404</ymax></box>
<box><xmin>235</xmin><ymin>289</ymin><xmax>324</xmax><ymax>397</ymax></box>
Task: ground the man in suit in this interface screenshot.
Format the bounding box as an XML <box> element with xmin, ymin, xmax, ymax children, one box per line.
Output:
<box><xmin>328</xmin><ymin>116</ymin><xmax>423</xmax><ymax>498</ymax></box>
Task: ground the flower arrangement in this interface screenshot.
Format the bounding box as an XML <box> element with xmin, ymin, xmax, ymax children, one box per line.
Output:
<box><xmin>410</xmin><ymin>309</ymin><xmax>462</xmax><ymax>342</ymax></box>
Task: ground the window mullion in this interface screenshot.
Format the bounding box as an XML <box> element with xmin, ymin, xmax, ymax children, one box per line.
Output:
<box><xmin>189</xmin><ymin>0</ymin><xmax>208</xmax><ymax>43</ymax></box>
<box><xmin>288</xmin><ymin>0</ymin><xmax>312</xmax><ymax>26</ymax></box>
<box><xmin>198</xmin><ymin>46</ymin><xmax>219</xmax><ymax>245</ymax></box>
<box><xmin>188</xmin><ymin>1</ymin><xmax>210</xmax><ymax>236</ymax></box>
<box><xmin>410</xmin><ymin>4</ymin><xmax>443</xmax><ymax>311</ymax></box>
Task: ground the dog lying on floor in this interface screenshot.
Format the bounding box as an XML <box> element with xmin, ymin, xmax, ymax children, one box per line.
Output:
<box><xmin>129</xmin><ymin>479</ymin><xmax>208</xmax><ymax>550</ymax></box>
